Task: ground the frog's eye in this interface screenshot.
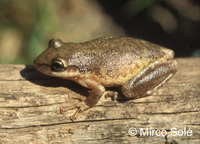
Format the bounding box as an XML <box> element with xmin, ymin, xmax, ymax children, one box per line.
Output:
<box><xmin>49</xmin><ymin>39</ymin><xmax>63</xmax><ymax>48</ymax></box>
<box><xmin>51</xmin><ymin>58</ymin><xmax>66</xmax><ymax>72</ymax></box>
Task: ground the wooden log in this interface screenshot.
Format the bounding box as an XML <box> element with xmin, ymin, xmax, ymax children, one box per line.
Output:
<box><xmin>0</xmin><ymin>57</ymin><xmax>199</xmax><ymax>144</ymax></box>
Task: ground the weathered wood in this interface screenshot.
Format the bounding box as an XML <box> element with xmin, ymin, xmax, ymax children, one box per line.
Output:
<box><xmin>0</xmin><ymin>57</ymin><xmax>199</xmax><ymax>144</ymax></box>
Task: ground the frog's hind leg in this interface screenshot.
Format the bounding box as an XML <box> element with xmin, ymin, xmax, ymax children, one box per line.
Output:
<box><xmin>121</xmin><ymin>60</ymin><xmax>178</xmax><ymax>99</ymax></box>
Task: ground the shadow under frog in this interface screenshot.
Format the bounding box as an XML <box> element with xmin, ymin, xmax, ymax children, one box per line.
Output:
<box><xmin>20</xmin><ymin>65</ymin><xmax>90</xmax><ymax>97</ymax></box>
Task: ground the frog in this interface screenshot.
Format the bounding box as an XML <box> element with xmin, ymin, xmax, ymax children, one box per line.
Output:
<box><xmin>34</xmin><ymin>36</ymin><xmax>178</xmax><ymax>121</ymax></box>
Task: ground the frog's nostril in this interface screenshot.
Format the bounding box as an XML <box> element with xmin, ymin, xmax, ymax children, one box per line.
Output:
<box><xmin>33</xmin><ymin>57</ymin><xmax>40</xmax><ymax>67</ymax></box>
<box><xmin>33</xmin><ymin>58</ymin><xmax>37</xmax><ymax>63</ymax></box>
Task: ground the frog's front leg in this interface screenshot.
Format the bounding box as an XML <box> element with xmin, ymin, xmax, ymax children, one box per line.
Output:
<box><xmin>121</xmin><ymin>59</ymin><xmax>178</xmax><ymax>99</ymax></box>
<box><xmin>60</xmin><ymin>77</ymin><xmax>105</xmax><ymax>121</ymax></box>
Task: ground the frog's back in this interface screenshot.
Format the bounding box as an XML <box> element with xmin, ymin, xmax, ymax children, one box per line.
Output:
<box><xmin>85</xmin><ymin>37</ymin><xmax>165</xmax><ymax>59</ymax></box>
<box><xmin>73</xmin><ymin>37</ymin><xmax>167</xmax><ymax>87</ymax></box>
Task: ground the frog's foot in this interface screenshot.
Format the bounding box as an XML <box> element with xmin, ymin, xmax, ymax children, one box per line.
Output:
<box><xmin>60</xmin><ymin>101</ymin><xmax>90</xmax><ymax>121</ymax></box>
<box><xmin>103</xmin><ymin>91</ymin><xmax>119</xmax><ymax>100</ymax></box>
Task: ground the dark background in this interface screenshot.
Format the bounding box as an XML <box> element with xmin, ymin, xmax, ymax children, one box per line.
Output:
<box><xmin>98</xmin><ymin>0</ymin><xmax>200</xmax><ymax>57</ymax></box>
<box><xmin>0</xmin><ymin>0</ymin><xmax>199</xmax><ymax>64</ymax></box>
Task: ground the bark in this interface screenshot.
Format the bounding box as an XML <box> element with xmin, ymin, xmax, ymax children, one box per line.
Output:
<box><xmin>0</xmin><ymin>57</ymin><xmax>199</xmax><ymax>144</ymax></box>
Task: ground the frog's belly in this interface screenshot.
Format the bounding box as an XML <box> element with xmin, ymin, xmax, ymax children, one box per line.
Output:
<box><xmin>98</xmin><ymin>72</ymin><xmax>137</xmax><ymax>87</ymax></box>
<box><xmin>95</xmin><ymin>61</ymin><xmax>152</xmax><ymax>87</ymax></box>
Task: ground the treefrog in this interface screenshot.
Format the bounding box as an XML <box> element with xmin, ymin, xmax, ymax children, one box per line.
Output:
<box><xmin>34</xmin><ymin>36</ymin><xmax>178</xmax><ymax>120</ymax></box>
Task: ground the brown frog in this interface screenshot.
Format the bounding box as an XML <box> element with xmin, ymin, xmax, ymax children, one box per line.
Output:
<box><xmin>34</xmin><ymin>36</ymin><xmax>178</xmax><ymax>120</ymax></box>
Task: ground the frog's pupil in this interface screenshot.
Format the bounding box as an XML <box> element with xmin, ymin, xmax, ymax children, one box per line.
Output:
<box><xmin>51</xmin><ymin>60</ymin><xmax>64</xmax><ymax>72</ymax></box>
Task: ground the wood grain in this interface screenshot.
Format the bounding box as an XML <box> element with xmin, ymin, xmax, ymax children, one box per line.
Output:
<box><xmin>0</xmin><ymin>57</ymin><xmax>199</xmax><ymax>144</ymax></box>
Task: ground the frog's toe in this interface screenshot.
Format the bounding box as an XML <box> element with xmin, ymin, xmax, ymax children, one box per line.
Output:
<box><xmin>68</xmin><ymin>94</ymin><xmax>86</xmax><ymax>101</ymax></box>
<box><xmin>60</xmin><ymin>101</ymin><xmax>90</xmax><ymax>121</ymax></box>
<box><xmin>60</xmin><ymin>107</ymin><xmax>67</xmax><ymax>114</ymax></box>
<box><xmin>146</xmin><ymin>90</ymin><xmax>154</xmax><ymax>96</ymax></box>
<box><xmin>60</xmin><ymin>104</ymin><xmax>77</xmax><ymax>114</ymax></box>
<box><xmin>104</xmin><ymin>91</ymin><xmax>118</xmax><ymax>100</ymax></box>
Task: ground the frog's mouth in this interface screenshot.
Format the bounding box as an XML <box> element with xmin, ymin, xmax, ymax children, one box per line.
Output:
<box><xmin>34</xmin><ymin>56</ymin><xmax>50</xmax><ymax>74</ymax></box>
<box><xmin>34</xmin><ymin>63</ymin><xmax>52</xmax><ymax>76</ymax></box>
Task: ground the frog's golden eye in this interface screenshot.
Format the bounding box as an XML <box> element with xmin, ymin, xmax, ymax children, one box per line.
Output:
<box><xmin>51</xmin><ymin>58</ymin><xmax>66</xmax><ymax>72</ymax></box>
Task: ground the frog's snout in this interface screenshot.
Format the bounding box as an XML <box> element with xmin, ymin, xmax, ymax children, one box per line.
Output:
<box><xmin>33</xmin><ymin>57</ymin><xmax>39</xmax><ymax>66</ymax></box>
